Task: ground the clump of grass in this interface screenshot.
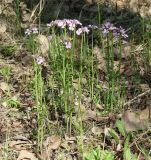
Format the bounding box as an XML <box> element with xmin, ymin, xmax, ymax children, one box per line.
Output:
<box><xmin>84</xmin><ymin>145</ymin><xmax>114</xmax><ymax>160</ymax></box>
<box><xmin>0</xmin><ymin>45</ymin><xmax>17</xmax><ymax>57</ymax></box>
<box><xmin>0</xmin><ymin>66</ymin><xmax>11</xmax><ymax>82</ymax></box>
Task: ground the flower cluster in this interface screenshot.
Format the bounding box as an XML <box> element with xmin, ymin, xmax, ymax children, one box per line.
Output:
<box><xmin>61</xmin><ymin>39</ymin><xmax>72</xmax><ymax>49</ymax></box>
<box><xmin>76</xmin><ymin>27</ymin><xmax>90</xmax><ymax>35</ymax></box>
<box><xmin>101</xmin><ymin>22</ymin><xmax>128</xmax><ymax>39</ymax></box>
<box><xmin>47</xmin><ymin>19</ymin><xmax>91</xmax><ymax>35</ymax></box>
<box><xmin>25</xmin><ymin>27</ymin><xmax>38</xmax><ymax>36</ymax></box>
<box><xmin>47</xmin><ymin>19</ymin><xmax>82</xmax><ymax>31</ymax></box>
<box><xmin>115</xmin><ymin>26</ymin><xmax>128</xmax><ymax>39</ymax></box>
<box><xmin>46</xmin><ymin>19</ymin><xmax>128</xmax><ymax>40</ymax></box>
<box><xmin>36</xmin><ymin>56</ymin><xmax>45</xmax><ymax>65</ymax></box>
<box><xmin>101</xmin><ymin>22</ymin><xmax>116</xmax><ymax>36</ymax></box>
<box><xmin>87</xmin><ymin>24</ymin><xmax>98</xmax><ymax>30</ymax></box>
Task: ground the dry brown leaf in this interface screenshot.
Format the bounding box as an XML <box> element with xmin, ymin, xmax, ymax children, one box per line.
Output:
<box><xmin>74</xmin><ymin>104</ymin><xmax>86</xmax><ymax>114</ymax></box>
<box><xmin>9</xmin><ymin>135</ymin><xmax>32</xmax><ymax>151</ymax></box>
<box><xmin>65</xmin><ymin>135</ymin><xmax>76</xmax><ymax>143</ymax></box>
<box><xmin>95</xmin><ymin>103</ymin><xmax>104</xmax><ymax>110</ymax></box>
<box><xmin>85</xmin><ymin>109</ymin><xmax>108</xmax><ymax>122</ymax></box>
<box><xmin>114</xmin><ymin>44</ymin><xmax>131</xmax><ymax>60</ymax></box>
<box><xmin>13</xmin><ymin>135</ymin><xmax>30</xmax><ymax>141</ymax></box>
<box><xmin>44</xmin><ymin>135</ymin><xmax>61</xmax><ymax>150</ymax></box>
<box><xmin>123</xmin><ymin>45</ymin><xmax>131</xmax><ymax>58</ymax></box>
<box><xmin>41</xmin><ymin>135</ymin><xmax>61</xmax><ymax>160</ymax></box>
<box><xmin>122</xmin><ymin>110</ymin><xmax>140</xmax><ymax>132</ymax></box>
<box><xmin>17</xmin><ymin>150</ymin><xmax>38</xmax><ymax>160</ymax></box>
<box><xmin>85</xmin><ymin>0</ymin><xmax>94</xmax><ymax>5</ymax></box>
<box><xmin>5</xmin><ymin>0</ymin><xmax>13</xmax><ymax>3</ymax></box>
<box><xmin>139</xmin><ymin>108</ymin><xmax>150</xmax><ymax>120</ymax></box>
<box><xmin>21</xmin><ymin>53</ymin><xmax>33</xmax><ymax>66</ymax></box>
<box><xmin>0</xmin><ymin>82</ymin><xmax>10</xmax><ymax>92</ymax></box>
<box><xmin>22</xmin><ymin>13</ymin><xmax>31</xmax><ymax>22</ymax></box>
<box><xmin>113</xmin><ymin>61</ymin><xmax>125</xmax><ymax>74</ymax></box>
<box><xmin>122</xmin><ymin>110</ymin><xmax>149</xmax><ymax>132</ymax></box>
<box><xmin>92</xmin><ymin>126</ymin><xmax>103</xmax><ymax>135</ymax></box>
<box><xmin>9</xmin><ymin>140</ymin><xmax>30</xmax><ymax>151</ymax></box>
<box><xmin>92</xmin><ymin>46</ymin><xmax>105</xmax><ymax>71</ymax></box>
<box><xmin>9</xmin><ymin>140</ymin><xmax>29</xmax><ymax>148</ymax></box>
<box><xmin>81</xmin><ymin>78</ymin><xmax>87</xmax><ymax>85</ymax></box>
<box><xmin>116</xmin><ymin>0</ymin><xmax>125</xmax><ymax>9</ymax></box>
<box><xmin>86</xmin><ymin>109</ymin><xmax>97</xmax><ymax>120</ymax></box>
<box><xmin>129</xmin><ymin>0</ymin><xmax>139</xmax><ymax>13</ymax></box>
<box><xmin>0</xmin><ymin>23</ymin><xmax>6</xmax><ymax>33</ymax></box>
<box><xmin>36</xmin><ymin>35</ymin><xmax>49</xmax><ymax>55</ymax></box>
<box><xmin>139</xmin><ymin>84</ymin><xmax>150</xmax><ymax>92</ymax></box>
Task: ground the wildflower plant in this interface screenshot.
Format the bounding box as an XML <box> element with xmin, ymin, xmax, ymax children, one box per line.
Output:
<box><xmin>47</xmin><ymin>19</ymin><xmax>129</xmax><ymax>117</ymax></box>
<box><xmin>25</xmin><ymin>28</ymin><xmax>47</xmax><ymax>151</ymax></box>
<box><xmin>24</xmin><ymin>18</ymin><xmax>129</xmax><ymax>141</ymax></box>
<box><xmin>61</xmin><ymin>39</ymin><xmax>72</xmax><ymax>49</ymax></box>
<box><xmin>47</xmin><ymin>19</ymin><xmax>90</xmax><ymax>133</ymax></box>
<box><xmin>25</xmin><ymin>27</ymin><xmax>39</xmax><ymax>53</ymax></box>
<box><xmin>100</xmin><ymin>22</ymin><xmax>128</xmax><ymax>111</ymax></box>
<box><xmin>101</xmin><ymin>22</ymin><xmax>128</xmax><ymax>42</ymax></box>
<box><xmin>47</xmin><ymin>19</ymin><xmax>82</xmax><ymax>31</ymax></box>
<box><xmin>76</xmin><ymin>27</ymin><xmax>90</xmax><ymax>35</ymax></box>
<box><xmin>33</xmin><ymin>55</ymin><xmax>47</xmax><ymax>152</ymax></box>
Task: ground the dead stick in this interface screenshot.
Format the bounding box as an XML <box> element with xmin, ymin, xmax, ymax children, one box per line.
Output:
<box><xmin>124</xmin><ymin>89</ymin><xmax>151</xmax><ymax>107</ymax></box>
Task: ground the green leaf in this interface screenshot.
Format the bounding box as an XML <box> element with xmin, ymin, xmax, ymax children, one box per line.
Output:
<box><xmin>115</xmin><ymin>120</ymin><xmax>126</xmax><ymax>138</ymax></box>
<box><xmin>108</xmin><ymin>128</ymin><xmax>120</xmax><ymax>144</ymax></box>
<box><xmin>124</xmin><ymin>147</ymin><xmax>132</xmax><ymax>160</ymax></box>
<box><xmin>103</xmin><ymin>151</ymin><xmax>114</xmax><ymax>160</ymax></box>
<box><xmin>124</xmin><ymin>134</ymin><xmax>130</xmax><ymax>150</ymax></box>
<box><xmin>123</xmin><ymin>134</ymin><xmax>137</xmax><ymax>160</ymax></box>
<box><xmin>93</xmin><ymin>146</ymin><xmax>101</xmax><ymax>160</ymax></box>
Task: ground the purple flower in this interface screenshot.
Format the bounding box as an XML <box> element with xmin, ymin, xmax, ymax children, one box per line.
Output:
<box><xmin>112</xmin><ymin>27</ymin><xmax>128</xmax><ymax>40</ymax></box>
<box><xmin>36</xmin><ymin>56</ymin><xmax>45</xmax><ymax>65</ymax></box>
<box><xmin>47</xmin><ymin>21</ymin><xmax>55</xmax><ymax>27</ymax></box>
<box><xmin>102</xmin><ymin>22</ymin><xmax>116</xmax><ymax>31</ymax></box>
<box><xmin>76</xmin><ymin>28</ymin><xmax>82</xmax><ymax>35</ymax></box>
<box><xmin>88</xmin><ymin>25</ymin><xmax>98</xmax><ymax>29</ymax></box>
<box><xmin>25</xmin><ymin>29</ymin><xmax>31</xmax><ymax>35</ymax></box>
<box><xmin>62</xmin><ymin>40</ymin><xmax>72</xmax><ymax>49</ymax></box>
<box><xmin>66</xmin><ymin>19</ymin><xmax>82</xmax><ymax>30</ymax></box>
<box><xmin>117</xmin><ymin>26</ymin><xmax>128</xmax><ymax>38</ymax></box>
<box><xmin>76</xmin><ymin>27</ymin><xmax>90</xmax><ymax>35</ymax></box>
<box><xmin>68</xmin><ymin>22</ymin><xmax>76</xmax><ymax>31</ymax></box>
<box><xmin>102</xmin><ymin>28</ymin><xmax>109</xmax><ymax>36</ymax></box>
<box><xmin>101</xmin><ymin>22</ymin><xmax>128</xmax><ymax>40</ymax></box>
<box><xmin>65</xmin><ymin>41</ymin><xmax>72</xmax><ymax>49</ymax></box>
<box><xmin>101</xmin><ymin>22</ymin><xmax>117</xmax><ymax>37</ymax></box>
<box><xmin>31</xmin><ymin>27</ymin><xmax>38</xmax><ymax>34</ymax></box>
<box><xmin>72</xmin><ymin>19</ymin><xmax>82</xmax><ymax>26</ymax></box>
<box><xmin>55</xmin><ymin>20</ymin><xmax>66</xmax><ymax>28</ymax></box>
<box><xmin>47</xmin><ymin>19</ymin><xmax>82</xmax><ymax>31</ymax></box>
<box><xmin>25</xmin><ymin>27</ymin><xmax>38</xmax><ymax>36</ymax></box>
<box><xmin>48</xmin><ymin>35</ymin><xmax>53</xmax><ymax>41</ymax></box>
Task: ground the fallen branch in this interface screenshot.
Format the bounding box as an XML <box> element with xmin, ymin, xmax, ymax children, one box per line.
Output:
<box><xmin>124</xmin><ymin>89</ymin><xmax>151</xmax><ymax>107</ymax></box>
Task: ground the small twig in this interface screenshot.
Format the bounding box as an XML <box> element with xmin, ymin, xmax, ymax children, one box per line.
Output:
<box><xmin>134</xmin><ymin>141</ymin><xmax>144</xmax><ymax>155</ymax></box>
<box><xmin>123</xmin><ymin>89</ymin><xmax>151</xmax><ymax>107</ymax></box>
<box><xmin>129</xmin><ymin>129</ymin><xmax>150</xmax><ymax>148</ymax></box>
